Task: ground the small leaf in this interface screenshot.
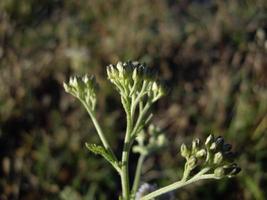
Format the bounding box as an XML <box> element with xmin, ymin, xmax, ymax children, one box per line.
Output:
<box><xmin>85</xmin><ymin>143</ymin><xmax>120</xmax><ymax>172</ymax></box>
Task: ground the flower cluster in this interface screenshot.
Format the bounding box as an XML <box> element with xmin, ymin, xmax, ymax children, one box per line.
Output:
<box><xmin>63</xmin><ymin>75</ymin><xmax>97</xmax><ymax>111</ymax></box>
<box><xmin>107</xmin><ymin>61</ymin><xmax>165</xmax><ymax>102</ymax></box>
<box><xmin>133</xmin><ymin>124</ymin><xmax>167</xmax><ymax>156</ymax></box>
<box><xmin>180</xmin><ymin>134</ymin><xmax>241</xmax><ymax>179</ymax></box>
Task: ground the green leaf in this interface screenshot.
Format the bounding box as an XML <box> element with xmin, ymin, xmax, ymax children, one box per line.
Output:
<box><xmin>86</xmin><ymin>143</ymin><xmax>120</xmax><ymax>172</ymax></box>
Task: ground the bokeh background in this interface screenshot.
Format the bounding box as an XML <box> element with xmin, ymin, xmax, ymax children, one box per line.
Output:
<box><xmin>0</xmin><ymin>0</ymin><xmax>267</xmax><ymax>199</ymax></box>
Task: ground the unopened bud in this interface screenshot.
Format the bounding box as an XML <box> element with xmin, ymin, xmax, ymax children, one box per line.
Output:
<box><xmin>214</xmin><ymin>167</ymin><xmax>225</xmax><ymax>178</ymax></box>
<box><xmin>196</xmin><ymin>149</ymin><xmax>206</xmax><ymax>158</ymax></box>
<box><xmin>63</xmin><ymin>82</ymin><xmax>71</xmax><ymax>93</ymax></box>
<box><xmin>187</xmin><ymin>156</ymin><xmax>197</xmax><ymax>170</ymax></box>
<box><xmin>132</xmin><ymin>68</ymin><xmax>138</xmax><ymax>81</ymax></box>
<box><xmin>152</xmin><ymin>82</ymin><xmax>158</xmax><ymax>92</ymax></box>
<box><xmin>156</xmin><ymin>134</ymin><xmax>167</xmax><ymax>147</ymax></box>
<box><xmin>181</xmin><ymin>144</ymin><xmax>190</xmax><ymax>158</ymax></box>
<box><xmin>214</xmin><ymin>152</ymin><xmax>223</xmax><ymax>164</ymax></box>
<box><xmin>210</xmin><ymin>142</ymin><xmax>216</xmax><ymax>151</ymax></box>
<box><xmin>192</xmin><ymin>138</ymin><xmax>200</xmax><ymax>152</ymax></box>
<box><xmin>205</xmin><ymin>134</ymin><xmax>214</xmax><ymax>147</ymax></box>
<box><xmin>116</xmin><ymin>62</ymin><xmax>124</xmax><ymax>73</ymax></box>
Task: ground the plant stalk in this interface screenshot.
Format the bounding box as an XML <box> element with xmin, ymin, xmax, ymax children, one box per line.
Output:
<box><xmin>141</xmin><ymin>174</ymin><xmax>216</xmax><ymax>200</ymax></box>
<box><xmin>131</xmin><ymin>154</ymin><xmax>146</xmax><ymax>197</ymax></box>
<box><xmin>121</xmin><ymin>98</ymin><xmax>133</xmax><ymax>199</ymax></box>
<box><xmin>82</xmin><ymin>101</ymin><xmax>117</xmax><ymax>160</ymax></box>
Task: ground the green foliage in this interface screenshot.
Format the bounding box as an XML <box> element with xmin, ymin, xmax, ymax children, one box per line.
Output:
<box><xmin>86</xmin><ymin>143</ymin><xmax>120</xmax><ymax>173</ymax></box>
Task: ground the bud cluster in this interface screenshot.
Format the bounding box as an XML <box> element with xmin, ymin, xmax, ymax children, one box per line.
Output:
<box><xmin>133</xmin><ymin>124</ymin><xmax>167</xmax><ymax>156</ymax></box>
<box><xmin>180</xmin><ymin>134</ymin><xmax>241</xmax><ymax>179</ymax></box>
<box><xmin>107</xmin><ymin>61</ymin><xmax>165</xmax><ymax>102</ymax></box>
<box><xmin>63</xmin><ymin>75</ymin><xmax>97</xmax><ymax>111</ymax></box>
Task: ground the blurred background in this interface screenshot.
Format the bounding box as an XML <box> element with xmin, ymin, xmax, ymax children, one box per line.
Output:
<box><xmin>0</xmin><ymin>0</ymin><xmax>266</xmax><ymax>199</ymax></box>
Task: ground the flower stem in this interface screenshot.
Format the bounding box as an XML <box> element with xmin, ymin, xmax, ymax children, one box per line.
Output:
<box><xmin>141</xmin><ymin>174</ymin><xmax>216</xmax><ymax>200</ymax></box>
<box><xmin>131</xmin><ymin>154</ymin><xmax>146</xmax><ymax>197</ymax></box>
<box><xmin>121</xmin><ymin>98</ymin><xmax>133</xmax><ymax>199</ymax></box>
<box><xmin>82</xmin><ymin>100</ymin><xmax>117</xmax><ymax>162</ymax></box>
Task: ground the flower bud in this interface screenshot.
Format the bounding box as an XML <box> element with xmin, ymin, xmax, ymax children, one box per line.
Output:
<box><xmin>156</xmin><ymin>134</ymin><xmax>167</xmax><ymax>147</ymax></box>
<box><xmin>116</xmin><ymin>62</ymin><xmax>124</xmax><ymax>73</ymax></box>
<box><xmin>214</xmin><ymin>152</ymin><xmax>223</xmax><ymax>164</ymax></box>
<box><xmin>180</xmin><ymin>144</ymin><xmax>190</xmax><ymax>158</ymax></box>
<box><xmin>63</xmin><ymin>82</ymin><xmax>71</xmax><ymax>93</ymax></box>
<box><xmin>210</xmin><ymin>142</ymin><xmax>217</xmax><ymax>151</ymax></box>
<box><xmin>107</xmin><ymin>65</ymin><xmax>113</xmax><ymax>78</ymax></box>
<box><xmin>132</xmin><ymin>68</ymin><xmax>138</xmax><ymax>81</ymax></box>
<box><xmin>196</xmin><ymin>149</ymin><xmax>206</xmax><ymax>158</ymax></box>
<box><xmin>205</xmin><ymin>134</ymin><xmax>214</xmax><ymax>147</ymax></box>
<box><xmin>214</xmin><ymin>167</ymin><xmax>225</xmax><ymax>178</ymax></box>
<box><xmin>152</xmin><ymin>82</ymin><xmax>158</xmax><ymax>92</ymax></box>
<box><xmin>187</xmin><ymin>156</ymin><xmax>197</xmax><ymax>170</ymax></box>
<box><xmin>192</xmin><ymin>138</ymin><xmax>200</xmax><ymax>152</ymax></box>
<box><xmin>70</xmin><ymin>76</ymin><xmax>77</xmax><ymax>85</ymax></box>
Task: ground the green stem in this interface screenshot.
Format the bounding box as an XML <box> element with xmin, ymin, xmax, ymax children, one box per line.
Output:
<box><xmin>131</xmin><ymin>102</ymin><xmax>151</xmax><ymax>138</ymax></box>
<box><xmin>82</xmin><ymin>101</ymin><xmax>117</xmax><ymax>162</ymax></box>
<box><xmin>121</xmin><ymin>98</ymin><xmax>133</xmax><ymax>199</ymax></box>
<box><xmin>131</xmin><ymin>154</ymin><xmax>146</xmax><ymax>197</ymax></box>
<box><xmin>141</xmin><ymin>174</ymin><xmax>217</xmax><ymax>200</ymax></box>
<box><xmin>130</xmin><ymin>81</ymin><xmax>147</xmax><ymax>119</ymax></box>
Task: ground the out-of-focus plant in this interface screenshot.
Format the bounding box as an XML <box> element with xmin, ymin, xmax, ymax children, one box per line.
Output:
<box><xmin>64</xmin><ymin>61</ymin><xmax>241</xmax><ymax>200</ymax></box>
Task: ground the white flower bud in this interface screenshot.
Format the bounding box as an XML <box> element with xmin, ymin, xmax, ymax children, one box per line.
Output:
<box><xmin>214</xmin><ymin>152</ymin><xmax>223</xmax><ymax>164</ymax></box>
<box><xmin>157</xmin><ymin>134</ymin><xmax>166</xmax><ymax>147</ymax></box>
<box><xmin>116</xmin><ymin>62</ymin><xmax>125</xmax><ymax>78</ymax></box>
<box><xmin>132</xmin><ymin>68</ymin><xmax>138</xmax><ymax>81</ymax></box>
<box><xmin>70</xmin><ymin>76</ymin><xmax>78</xmax><ymax>87</ymax></box>
<box><xmin>196</xmin><ymin>149</ymin><xmax>206</xmax><ymax>158</ymax></box>
<box><xmin>192</xmin><ymin>138</ymin><xmax>200</xmax><ymax>152</ymax></box>
<box><xmin>187</xmin><ymin>156</ymin><xmax>197</xmax><ymax>170</ymax></box>
<box><xmin>63</xmin><ymin>82</ymin><xmax>71</xmax><ymax>93</ymax></box>
<box><xmin>214</xmin><ymin>167</ymin><xmax>225</xmax><ymax>178</ymax></box>
<box><xmin>210</xmin><ymin>142</ymin><xmax>216</xmax><ymax>151</ymax></box>
<box><xmin>152</xmin><ymin>82</ymin><xmax>158</xmax><ymax>92</ymax></box>
<box><xmin>205</xmin><ymin>134</ymin><xmax>214</xmax><ymax>147</ymax></box>
<box><xmin>181</xmin><ymin>143</ymin><xmax>190</xmax><ymax>158</ymax></box>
